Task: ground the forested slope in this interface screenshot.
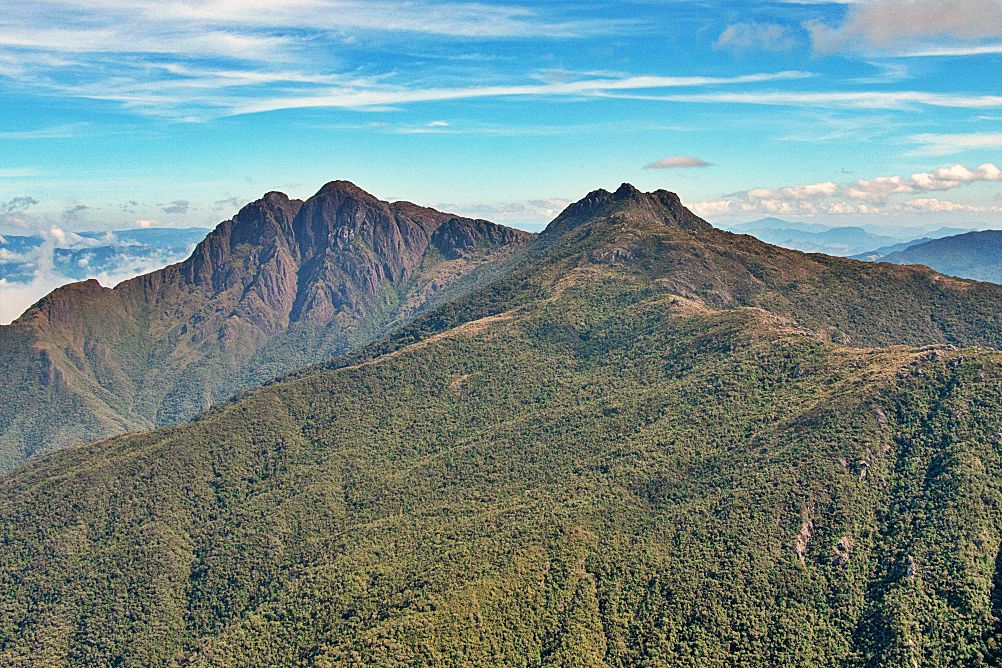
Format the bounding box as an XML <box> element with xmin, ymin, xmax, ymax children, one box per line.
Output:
<box><xmin>2</xmin><ymin>185</ymin><xmax>1002</xmax><ymax>666</ymax></box>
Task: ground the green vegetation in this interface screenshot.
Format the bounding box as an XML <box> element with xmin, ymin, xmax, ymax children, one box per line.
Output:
<box><xmin>1</xmin><ymin>185</ymin><xmax>1002</xmax><ymax>665</ymax></box>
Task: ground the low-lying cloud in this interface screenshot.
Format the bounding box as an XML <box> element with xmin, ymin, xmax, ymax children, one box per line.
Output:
<box><xmin>0</xmin><ymin>225</ymin><xmax>205</xmax><ymax>324</ymax></box>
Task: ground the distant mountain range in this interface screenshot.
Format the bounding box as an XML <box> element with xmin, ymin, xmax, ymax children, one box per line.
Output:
<box><xmin>727</xmin><ymin>217</ymin><xmax>977</xmax><ymax>258</ymax></box>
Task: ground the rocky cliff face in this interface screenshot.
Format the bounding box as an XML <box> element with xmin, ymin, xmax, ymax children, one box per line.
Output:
<box><xmin>0</xmin><ymin>182</ymin><xmax>532</xmax><ymax>470</ymax></box>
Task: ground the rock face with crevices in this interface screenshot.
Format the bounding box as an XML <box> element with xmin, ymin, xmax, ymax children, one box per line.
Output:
<box><xmin>0</xmin><ymin>182</ymin><xmax>532</xmax><ymax>470</ymax></box>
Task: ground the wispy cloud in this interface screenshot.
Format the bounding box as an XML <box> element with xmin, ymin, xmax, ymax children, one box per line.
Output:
<box><xmin>605</xmin><ymin>90</ymin><xmax>1002</xmax><ymax>110</ymax></box>
<box><xmin>644</xmin><ymin>156</ymin><xmax>713</xmax><ymax>169</ymax></box>
<box><xmin>0</xmin><ymin>197</ymin><xmax>38</xmax><ymax>213</ymax></box>
<box><xmin>231</xmin><ymin>71</ymin><xmax>812</xmax><ymax>116</ymax></box>
<box><xmin>909</xmin><ymin>132</ymin><xmax>1002</xmax><ymax>155</ymax></box>
<box><xmin>0</xmin><ymin>0</ymin><xmax>643</xmax><ymax>119</ymax></box>
<box><xmin>163</xmin><ymin>200</ymin><xmax>191</xmax><ymax>215</ymax></box>
<box><xmin>0</xmin><ymin>169</ymin><xmax>41</xmax><ymax>178</ymax></box>
<box><xmin>0</xmin><ymin>0</ymin><xmax>822</xmax><ymax>120</ymax></box>
<box><xmin>693</xmin><ymin>162</ymin><xmax>1002</xmax><ymax>217</ymax></box>
<box><xmin>896</xmin><ymin>43</ymin><xmax>1002</xmax><ymax>57</ymax></box>
<box><xmin>0</xmin><ymin>123</ymin><xmax>87</xmax><ymax>140</ymax></box>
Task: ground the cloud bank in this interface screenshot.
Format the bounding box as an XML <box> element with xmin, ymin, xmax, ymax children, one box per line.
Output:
<box><xmin>693</xmin><ymin>162</ymin><xmax>1002</xmax><ymax>217</ymax></box>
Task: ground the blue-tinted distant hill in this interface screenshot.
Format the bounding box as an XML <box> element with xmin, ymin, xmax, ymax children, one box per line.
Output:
<box><xmin>851</xmin><ymin>237</ymin><xmax>932</xmax><ymax>261</ymax></box>
<box><xmin>725</xmin><ymin>219</ymin><xmax>899</xmax><ymax>256</ymax></box>
<box><xmin>727</xmin><ymin>218</ymin><xmax>980</xmax><ymax>258</ymax></box>
<box><xmin>861</xmin><ymin>230</ymin><xmax>1002</xmax><ymax>284</ymax></box>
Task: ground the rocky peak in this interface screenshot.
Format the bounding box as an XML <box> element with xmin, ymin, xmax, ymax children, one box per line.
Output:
<box><xmin>315</xmin><ymin>180</ymin><xmax>380</xmax><ymax>202</ymax></box>
<box><xmin>540</xmin><ymin>183</ymin><xmax>712</xmax><ymax>243</ymax></box>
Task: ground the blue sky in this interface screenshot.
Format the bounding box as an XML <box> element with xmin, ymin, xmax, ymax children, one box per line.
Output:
<box><xmin>1</xmin><ymin>0</ymin><xmax>1001</xmax><ymax>236</ymax></box>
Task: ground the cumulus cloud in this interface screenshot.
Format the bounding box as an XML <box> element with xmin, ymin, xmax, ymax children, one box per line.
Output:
<box><xmin>898</xmin><ymin>198</ymin><xmax>985</xmax><ymax>212</ymax></box>
<box><xmin>692</xmin><ymin>161</ymin><xmax>1002</xmax><ymax>217</ymax></box>
<box><xmin>715</xmin><ymin>22</ymin><xmax>797</xmax><ymax>52</ymax></box>
<box><xmin>806</xmin><ymin>0</ymin><xmax>1002</xmax><ymax>54</ymax></box>
<box><xmin>644</xmin><ymin>156</ymin><xmax>713</xmax><ymax>169</ymax></box>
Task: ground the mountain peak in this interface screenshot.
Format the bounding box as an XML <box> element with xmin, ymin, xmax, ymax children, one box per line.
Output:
<box><xmin>541</xmin><ymin>184</ymin><xmax>712</xmax><ymax>243</ymax></box>
<box><xmin>613</xmin><ymin>182</ymin><xmax>642</xmax><ymax>199</ymax></box>
<box><xmin>315</xmin><ymin>180</ymin><xmax>379</xmax><ymax>202</ymax></box>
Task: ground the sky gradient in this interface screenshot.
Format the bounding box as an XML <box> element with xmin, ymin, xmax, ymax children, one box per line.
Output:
<box><xmin>1</xmin><ymin>0</ymin><xmax>1001</xmax><ymax>236</ymax></box>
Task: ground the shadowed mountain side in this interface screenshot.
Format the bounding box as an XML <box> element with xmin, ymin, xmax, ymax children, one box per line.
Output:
<box><xmin>0</xmin><ymin>182</ymin><xmax>532</xmax><ymax>471</ymax></box>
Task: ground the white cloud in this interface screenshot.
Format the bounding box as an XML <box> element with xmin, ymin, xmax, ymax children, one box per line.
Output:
<box><xmin>897</xmin><ymin>43</ymin><xmax>1002</xmax><ymax>57</ymax></box>
<box><xmin>909</xmin><ymin>131</ymin><xmax>1002</xmax><ymax>155</ymax></box>
<box><xmin>899</xmin><ymin>197</ymin><xmax>986</xmax><ymax>212</ymax></box>
<box><xmin>0</xmin><ymin>0</ymin><xmax>644</xmax><ymax>119</ymax></box>
<box><xmin>692</xmin><ymin>161</ymin><xmax>1002</xmax><ymax>217</ymax></box>
<box><xmin>644</xmin><ymin>156</ymin><xmax>713</xmax><ymax>169</ymax></box>
<box><xmin>439</xmin><ymin>198</ymin><xmax>573</xmax><ymax>228</ymax></box>
<box><xmin>910</xmin><ymin>162</ymin><xmax>1002</xmax><ymax>190</ymax></box>
<box><xmin>806</xmin><ymin>0</ymin><xmax>1002</xmax><ymax>55</ymax></box>
<box><xmin>842</xmin><ymin>175</ymin><xmax>913</xmax><ymax>202</ymax></box>
<box><xmin>715</xmin><ymin>22</ymin><xmax>797</xmax><ymax>52</ymax></box>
